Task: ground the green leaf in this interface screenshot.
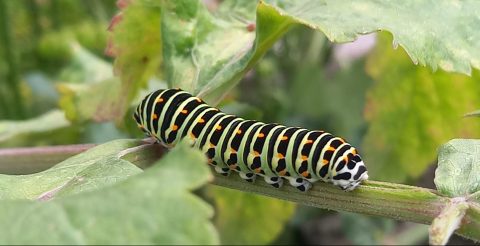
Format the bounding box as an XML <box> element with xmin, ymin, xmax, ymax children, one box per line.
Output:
<box><xmin>108</xmin><ymin>0</ymin><xmax>163</xmax><ymax>118</ymax></box>
<box><xmin>114</xmin><ymin>0</ymin><xmax>480</xmax><ymax>116</ymax></box>
<box><xmin>0</xmin><ymin>140</ymin><xmax>218</xmax><ymax>244</ymax></box>
<box><xmin>435</xmin><ymin>139</ymin><xmax>480</xmax><ymax>197</ymax></box>
<box><xmin>0</xmin><ymin>139</ymin><xmax>142</xmax><ymax>200</ymax></box>
<box><xmin>211</xmin><ymin>186</ymin><xmax>295</xmax><ymax>245</ymax></box>
<box><xmin>56</xmin><ymin>44</ymin><xmax>128</xmax><ymax>123</ymax></box>
<box><xmin>161</xmin><ymin>0</ymin><xmax>261</xmax><ymax>104</ymax></box>
<box><xmin>362</xmin><ymin>33</ymin><xmax>480</xmax><ymax>183</ymax></box>
<box><xmin>0</xmin><ymin>109</ymin><xmax>70</xmax><ymax>143</ymax></box>
<box><xmin>264</xmin><ymin>0</ymin><xmax>480</xmax><ymax>75</ymax></box>
<box><xmin>165</xmin><ymin>0</ymin><xmax>480</xmax><ymax>104</ymax></box>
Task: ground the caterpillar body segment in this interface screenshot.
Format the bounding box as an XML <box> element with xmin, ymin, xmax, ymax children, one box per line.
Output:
<box><xmin>134</xmin><ymin>89</ymin><xmax>368</xmax><ymax>191</ymax></box>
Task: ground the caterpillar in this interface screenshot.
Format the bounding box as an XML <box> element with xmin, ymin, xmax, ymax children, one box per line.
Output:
<box><xmin>133</xmin><ymin>88</ymin><xmax>368</xmax><ymax>191</ymax></box>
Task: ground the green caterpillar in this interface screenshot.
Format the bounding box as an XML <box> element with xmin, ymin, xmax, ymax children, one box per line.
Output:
<box><xmin>133</xmin><ymin>88</ymin><xmax>368</xmax><ymax>191</ymax></box>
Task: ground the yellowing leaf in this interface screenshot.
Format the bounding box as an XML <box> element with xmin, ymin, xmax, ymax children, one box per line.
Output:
<box><xmin>362</xmin><ymin>33</ymin><xmax>480</xmax><ymax>182</ymax></box>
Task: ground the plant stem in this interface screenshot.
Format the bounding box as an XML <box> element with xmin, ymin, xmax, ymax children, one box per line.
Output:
<box><xmin>0</xmin><ymin>142</ymin><xmax>479</xmax><ymax>241</ymax></box>
<box><xmin>0</xmin><ymin>0</ymin><xmax>25</xmax><ymax>119</ymax></box>
<box><xmin>0</xmin><ymin>144</ymin><xmax>96</xmax><ymax>175</ymax></box>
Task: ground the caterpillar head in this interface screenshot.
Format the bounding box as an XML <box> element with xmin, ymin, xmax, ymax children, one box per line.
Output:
<box><xmin>331</xmin><ymin>151</ymin><xmax>368</xmax><ymax>192</ymax></box>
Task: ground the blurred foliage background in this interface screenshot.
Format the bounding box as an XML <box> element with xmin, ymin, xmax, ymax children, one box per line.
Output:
<box><xmin>0</xmin><ymin>0</ymin><xmax>479</xmax><ymax>245</ymax></box>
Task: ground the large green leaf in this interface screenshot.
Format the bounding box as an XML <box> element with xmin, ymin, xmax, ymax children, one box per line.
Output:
<box><xmin>0</xmin><ymin>109</ymin><xmax>70</xmax><ymax>143</ymax></box>
<box><xmin>115</xmin><ymin>0</ymin><xmax>480</xmax><ymax>116</ymax></box>
<box><xmin>165</xmin><ymin>0</ymin><xmax>480</xmax><ymax>104</ymax></box>
<box><xmin>0</xmin><ymin>139</ymin><xmax>142</xmax><ymax>200</ymax></box>
<box><xmin>435</xmin><ymin>139</ymin><xmax>480</xmax><ymax>197</ymax></box>
<box><xmin>211</xmin><ymin>186</ymin><xmax>295</xmax><ymax>245</ymax></box>
<box><xmin>265</xmin><ymin>0</ymin><xmax>480</xmax><ymax>75</ymax></box>
<box><xmin>0</xmin><ymin>140</ymin><xmax>218</xmax><ymax>244</ymax></box>
<box><xmin>362</xmin><ymin>33</ymin><xmax>480</xmax><ymax>182</ymax></box>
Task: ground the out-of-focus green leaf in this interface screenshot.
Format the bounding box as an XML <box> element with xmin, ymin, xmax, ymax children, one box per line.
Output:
<box><xmin>288</xmin><ymin>61</ymin><xmax>372</xmax><ymax>144</ymax></box>
<box><xmin>0</xmin><ymin>139</ymin><xmax>142</xmax><ymax>200</ymax></box>
<box><xmin>56</xmin><ymin>44</ymin><xmax>125</xmax><ymax>122</ymax></box>
<box><xmin>211</xmin><ymin>186</ymin><xmax>295</xmax><ymax>245</ymax></box>
<box><xmin>109</xmin><ymin>0</ymin><xmax>163</xmax><ymax>118</ymax></box>
<box><xmin>0</xmin><ymin>109</ymin><xmax>70</xmax><ymax>143</ymax></box>
<box><xmin>0</xmin><ymin>140</ymin><xmax>218</xmax><ymax>244</ymax></box>
<box><xmin>362</xmin><ymin>33</ymin><xmax>480</xmax><ymax>182</ymax></box>
<box><xmin>341</xmin><ymin>213</ymin><xmax>396</xmax><ymax>245</ymax></box>
<box><xmin>57</xmin><ymin>78</ymin><xmax>123</xmax><ymax>122</ymax></box>
<box><xmin>435</xmin><ymin>139</ymin><xmax>480</xmax><ymax>197</ymax></box>
<box><xmin>58</xmin><ymin>43</ymin><xmax>112</xmax><ymax>83</ymax></box>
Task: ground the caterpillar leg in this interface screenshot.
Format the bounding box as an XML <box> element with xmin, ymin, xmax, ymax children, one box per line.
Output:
<box><xmin>285</xmin><ymin>177</ymin><xmax>312</xmax><ymax>192</ymax></box>
<box><xmin>239</xmin><ymin>172</ymin><xmax>256</xmax><ymax>183</ymax></box>
<box><xmin>295</xmin><ymin>180</ymin><xmax>312</xmax><ymax>192</ymax></box>
<box><xmin>214</xmin><ymin>166</ymin><xmax>231</xmax><ymax>176</ymax></box>
<box><xmin>264</xmin><ymin>176</ymin><xmax>283</xmax><ymax>188</ymax></box>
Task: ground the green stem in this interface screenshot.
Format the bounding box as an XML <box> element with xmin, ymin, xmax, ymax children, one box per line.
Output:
<box><xmin>0</xmin><ymin>0</ymin><xmax>25</xmax><ymax>119</ymax></box>
<box><xmin>0</xmin><ymin>143</ymin><xmax>479</xmax><ymax>242</ymax></box>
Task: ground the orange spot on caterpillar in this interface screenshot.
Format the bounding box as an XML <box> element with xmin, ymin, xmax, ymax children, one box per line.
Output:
<box><xmin>301</xmin><ymin>171</ymin><xmax>309</xmax><ymax>178</ymax></box>
<box><xmin>254</xmin><ymin>167</ymin><xmax>262</xmax><ymax>173</ymax></box>
<box><xmin>253</xmin><ymin>151</ymin><xmax>260</xmax><ymax>157</ymax></box>
<box><xmin>281</xmin><ymin>136</ymin><xmax>288</xmax><ymax>141</ymax></box>
<box><xmin>352</xmin><ymin>149</ymin><xmax>357</xmax><ymax>155</ymax></box>
<box><xmin>190</xmin><ymin>132</ymin><xmax>196</xmax><ymax>139</ymax></box>
<box><xmin>236</xmin><ymin>129</ymin><xmax>242</xmax><ymax>135</ymax></box>
<box><xmin>210</xmin><ymin>143</ymin><xmax>215</xmax><ymax>148</ymax></box>
<box><xmin>181</xmin><ymin>109</ymin><xmax>188</xmax><ymax>114</ymax></box>
<box><xmin>301</xmin><ymin>155</ymin><xmax>308</xmax><ymax>161</ymax></box>
<box><xmin>229</xmin><ymin>164</ymin><xmax>237</xmax><ymax>170</ymax></box>
<box><xmin>216</xmin><ymin>125</ymin><xmax>222</xmax><ymax>130</ymax></box>
<box><xmin>156</xmin><ymin>98</ymin><xmax>164</xmax><ymax>103</ymax></box>
<box><xmin>305</xmin><ymin>140</ymin><xmax>313</xmax><ymax>144</ymax></box>
<box><xmin>152</xmin><ymin>114</ymin><xmax>158</xmax><ymax>120</ymax></box>
<box><xmin>343</xmin><ymin>156</ymin><xmax>349</xmax><ymax>162</ymax></box>
<box><xmin>277</xmin><ymin>153</ymin><xmax>284</xmax><ymax>159</ymax></box>
<box><xmin>231</xmin><ymin>148</ymin><xmax>237</xmax><ymax>154</ymax></box>
<box><xmin>327</xmin><ymin>146</ymin><xmax>335</xmax><ymax>151</ymax></box>
<box><xmin>322</xmin><ymin>159</ymin><xmax>329</xmax><ymax>165</ymax></box>
<box><xmin>258</xmin><ymin>133</ymin><xmax>265</xmax><ymax>138</ymax></box>
<box><xmin>171</xmin><ymin>125</ymin><xmax>178</xmax><ymax>131</ymax></box>
<box><xmin>279</xmin><ymin>170</ymin><xmax>287</xmax><ymax>176</ymax></box>
<box><xmin>198</xmin><ymin>118</ymin><xmax>205</xmax><ymax>123</ymax></box>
